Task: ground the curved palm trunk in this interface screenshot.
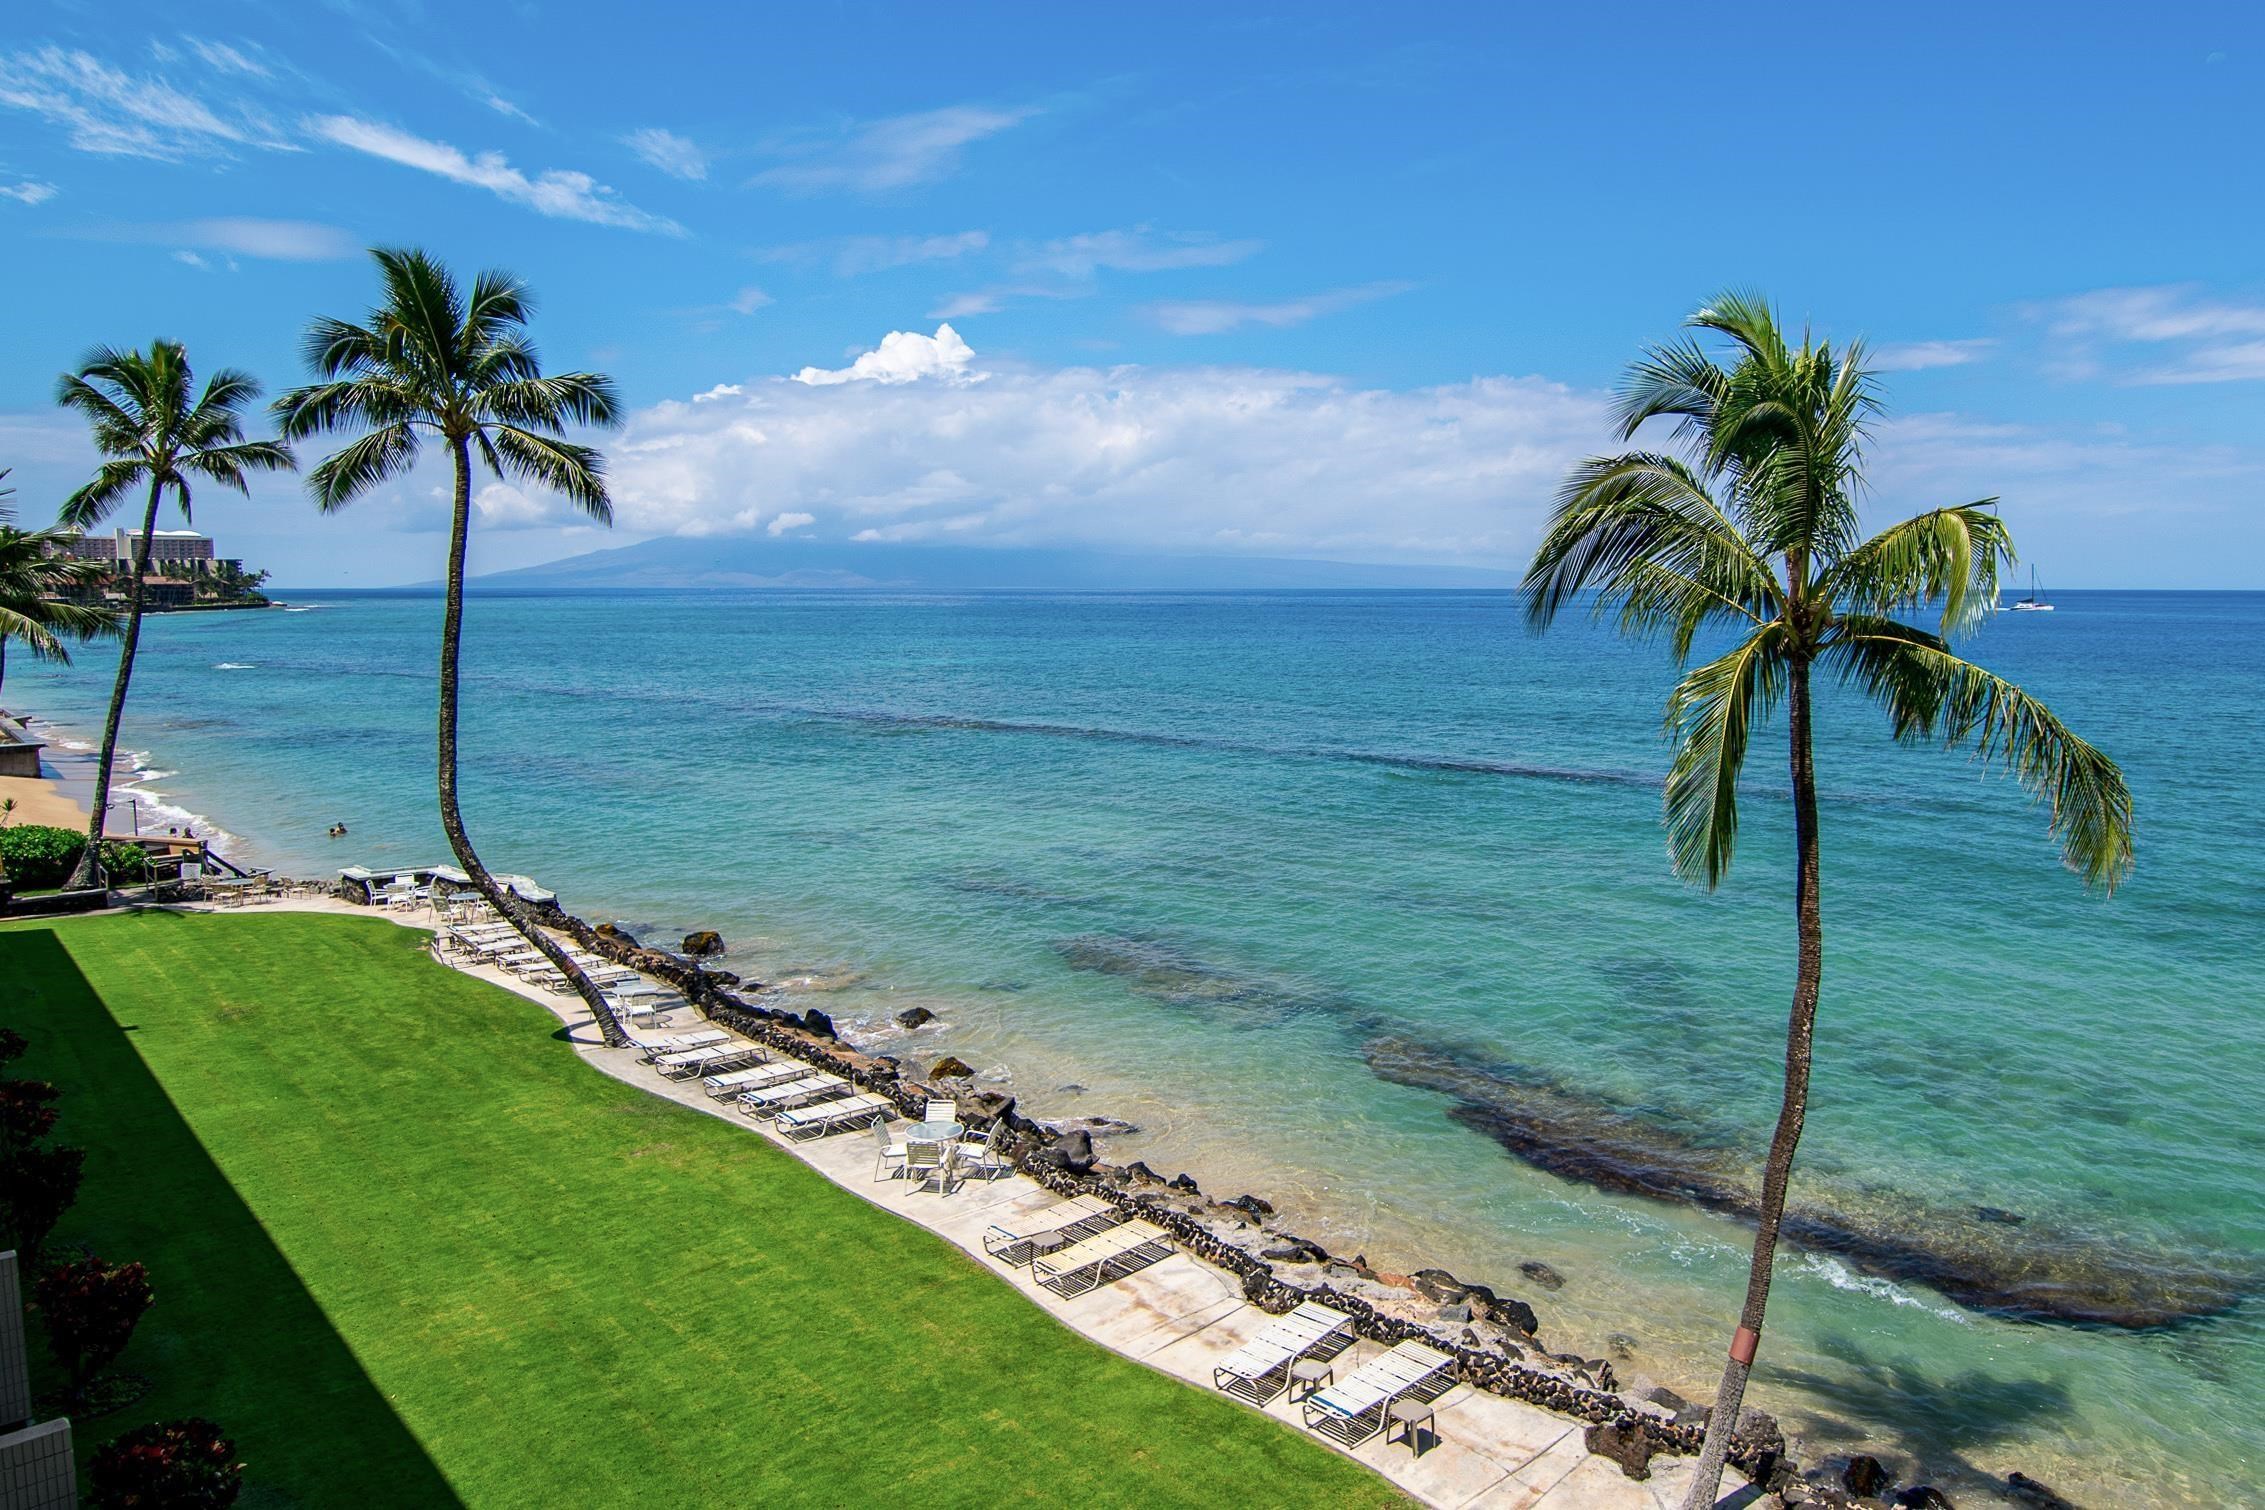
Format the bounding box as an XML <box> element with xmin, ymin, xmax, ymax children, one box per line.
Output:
<box><xmin>67</xmin><ymin>480</ymin><xmax>165</xmax><ymax>890</ymax></box>
<box><xmin>435</xmin><ymin>438</ymin><xmax>629</xmax><ymax>1049</ymax></box>
<box><xmin>1680</xmin><ymin>656</ymin><xmax>1822</xmax><ymax>1509</ymax></box>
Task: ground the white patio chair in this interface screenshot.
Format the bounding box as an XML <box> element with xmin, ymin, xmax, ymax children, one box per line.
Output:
<box><xmin>953</xmin><ymin>1119</ymin><xmax>1011</xmax><ymax>1182</ymax></box>
<box><xmin>904</xmin><ymin>1138</ymin><xmax>957</xmax><ymax>1196</ymax></box>
<box><xmin>871</xmin><ymin>1118</ymin><xmax>909</xmax><ymax>1181</ymax></box>
<box><xmin>923</xmin><ymin>1097</ymin><xmax>958</xmax><ymax>1124</ymax></box>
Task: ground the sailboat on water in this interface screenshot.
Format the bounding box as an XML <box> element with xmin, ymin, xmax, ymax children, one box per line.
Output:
<box><xmin>2010</xmin><ymin>566</ymin><xmax>2054</xmax><ymax>612</ymax></box>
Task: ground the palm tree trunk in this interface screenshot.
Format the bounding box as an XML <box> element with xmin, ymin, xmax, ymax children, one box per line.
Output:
<box><xmin>433</xmin><ymin>436</ymin><xmax>629</xmax><ymax>1049</ymax></box>
<box><xmin>66</xmin><ymin>483</ymin><xmax>165</xmax><ymax>889</ymax></box>
<box><xmin>1680</xmin><ymin>655</ymin><xmax>1822</xmax><ymax>1509</ymax></box>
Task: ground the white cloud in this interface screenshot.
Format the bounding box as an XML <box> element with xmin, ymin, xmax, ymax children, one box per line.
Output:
<box><xmin>180</xmin><ymin>217</ymin><xmax>354</xmax><ymax>260</ymax></box>
<box><xmin>172</xmin><ymin>249</ymin><xmax>209</xmax><ymax>269</ymax></box>
<box><xmin>307</xmin><ymin>115</ymin><xmax>684</xmax><ymax>234</ymax></box>
<box><xmin>1146</xmin><ymin>281</ymin><xmax>1414</xmax><ymax>335</ymax></box>
<box><xmin>760</xmin><ymin>230</ymin><xmax>990</xmax><ymax>276</ymax></box>
<box><xmin>606</xmin><ymin>329</ymin><xmax>1611</xmax><ymax>557</ymax></box>
<box><xmin>484</xmin><ymin>93</ymin><xmax>540</xmax><ymax>127</ymax></box>
<box><xmin>183</xmin><ymin>38</ymin><xmax>270</xmax><ymax>78</ymax></box>
<box><xmin>692</xmin><ymin>383</ymin><xmax>744</xmax><ymax>403</ymax></box>
<box><xmin>472</xmin><ymin>480</ymin><xmax>582</xmax><ymax>530</ymax></box>
<box><xmin>767</xmin><ymin>511</ymin><xmax>815</xmax><ymax>536</ymax></box>
<box><xmin>793</xmin><ymin>325</ymin><xmax>980</xmax><ymax>386</ymax></box>
<box><xmin>0</xmin><ymin>45</ymin><xmax>295</xmax><ymax>159</ymax></box>
<box><xmin>2029</xmin><ymin>284</ymin><xmax>2265</xmax><ymax>385</ymax></box>
<box><xmin>729</xmin><ymin>286</ymin><xmax>773</xmax><ymax>315</ymax></box>
<box><xmin>1872</xmin><ymin>338</ymin><xmax>1996</xmax><ymax>372</ymax></box>
<box><xmin>624</xmin><ymin>126</ymin><xmax>706</xmax><ymax>181</ymax></box>
<box><xmin>1871</xmin><ymin>411</ymin><xmax>2263</xmax><ymax>520</ymax></box>
<box><xmin>0</xmin><ymin>180</ymin><xmax>57</xmax><ymax>205</ymax></box>
<box><xmin>1014</xmin><ymin>228</ymin><xmax>1263</xmax><ymax>280</ymax></box>
<box><xmin>753</xmin><ymin>104</ymin><xmax>1030</xmax><ymax>193</ymax></box>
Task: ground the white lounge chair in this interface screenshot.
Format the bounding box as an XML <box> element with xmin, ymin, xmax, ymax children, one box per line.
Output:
<box><xmin>736</xmin><ymin>1074</ymin><xmax>846</xmax><ymax>1117</ymax></box>
<box><xmin>1211</xmin><ymin>1302</ymin><xmax>1357</xmax><ymax>1404</ymax></box>
<box><xmin>701</xmin><ymin>1063</ymin><xmax>798</xmax><ymax>1100</ymax></box>
<box><xmin>1301</xmin><ymin>1339</ymin><xmax>1456</xmax><ymax>1446</ymax></box>
<box><xmin>1032</xmin><ymin>1220</ymin><xmax>1173</xmax><ymax>1298</ymax></box>
<box><xmin>655</xmin><ymin>1044</ymin><xmax>758</xmax><ymax>1078</ymax></box>
<box><xmin>982</xmin><ymin>1195</ymin><xmax>1124</xmax><ymax>1266</ymax></box>
<box><xmin>630</xmin><ymin>1029</ymin><xmax>727</xmax><ymax>1062</ymax></box>
<box><xmin>777</xmin><ymin>1093</ymin><xmax>893</xmax><ymax>1140</ymax></box>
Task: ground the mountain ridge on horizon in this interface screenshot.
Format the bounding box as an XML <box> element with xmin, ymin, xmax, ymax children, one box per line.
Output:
<box><xmin>453</xmin><ymin>534</ymin><xmax>1526</xmax><ymax>591</ymax></box>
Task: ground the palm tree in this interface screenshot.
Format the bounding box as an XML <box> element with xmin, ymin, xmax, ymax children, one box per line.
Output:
<box><xmin>1523</xmin><ymin>292</ymin><xmax>2132</xmax><ymax>1508</ymax></box>
<box><xmin>275</xmin><ymin>248</ymin><xmax>631</xmax><ymax>1048</ymax></box>
<box><xmin>0</xmin><ymin>470</ymin><xmax>119</xmax><ymax>697</ymax></box>
<box><xmin>55</xmin><ymin>346</ymin><xmax>295</xmax><ymax>888</ymax></box>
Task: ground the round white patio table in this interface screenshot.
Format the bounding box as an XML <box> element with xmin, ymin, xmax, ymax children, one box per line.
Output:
<box><xmin>904</xmin><ymin>1119</ymin><xmax>964</xmax><ymax>1144</ymax></box>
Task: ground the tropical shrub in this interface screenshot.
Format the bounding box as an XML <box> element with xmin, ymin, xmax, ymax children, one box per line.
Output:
<box><xmin>100</xmin><ymin>840</ymin><xmax>154</xmax><ymax>881</ymax></box>
<box><xmin>0</xmin><ymin>1026</ymin><xmax>25</xmax><ymax>1063</ymax></box>
<box><xmin>35</xmin><ymin>1254</ymin><xmax>153</xmax><ymax>1399</ymax></box>
<box><xmin>0</xmin><ymin>1143</ymin><xmax>86</xmax><ymax>1263</ymax></box>
<box><xmin>0</xmin><ymin>824</ymin><xmax>83</xmax><ymax>888</ymax></box>
<box><xmin>89</xmin><ymin>1419</ymin><xmax>244</xmax><ymax>1510</ymax></box>
<box><xmin>0</xmin><ymin>1076</ymin><xmax>60</xmax><ymax>1152</ymax></box>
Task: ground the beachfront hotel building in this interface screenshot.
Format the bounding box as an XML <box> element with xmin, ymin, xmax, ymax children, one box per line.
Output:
<box><xmin>66</xmin><ymin>527</ymin><xmax>238</xmax><ymax>574</ymax></box>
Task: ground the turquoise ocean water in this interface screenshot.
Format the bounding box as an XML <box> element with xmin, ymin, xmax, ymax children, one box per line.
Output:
<box><xmin>6</xmin><ymin>588</ymin><xmax>2259</xmax><ymax>1504</ymax></box>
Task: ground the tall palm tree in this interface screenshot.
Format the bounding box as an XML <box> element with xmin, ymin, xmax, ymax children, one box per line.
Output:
<box><xmin>55</xmin><ymin>345</ymin><xmax>295</xmax><ymax>888</ymax></box>
<box><xmin>275</xmin><ymin>248</ymin><xmax>631</xmax><ymax>1048</ymax></box>
<box><xmin>1523</xmin><ymin>293</ymin><xmax>2132</xmax><ymax>1508</ymax></box>
<box><xmin>0</xmin><ymin>470</ymin><xmax>119</xmax><ymax>696</ymax></box>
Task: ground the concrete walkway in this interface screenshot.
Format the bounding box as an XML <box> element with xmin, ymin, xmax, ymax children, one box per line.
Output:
<box><xmin>225</xmin><ymin>896</ymin><xmax>1753</xmax><ymax>1510</ymax></box>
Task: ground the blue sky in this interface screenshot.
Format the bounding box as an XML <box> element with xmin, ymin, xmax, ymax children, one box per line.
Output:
<box><xmin>2</xmin><ymin>2</ymin><xmax>2260</xmax><ymax>586</ymax></box>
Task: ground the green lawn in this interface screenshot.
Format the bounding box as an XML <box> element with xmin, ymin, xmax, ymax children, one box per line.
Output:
<box><xmin>4</xmin><ymin>910</ymin><xmax>1402</xmax><ymax>1508</ymax></box>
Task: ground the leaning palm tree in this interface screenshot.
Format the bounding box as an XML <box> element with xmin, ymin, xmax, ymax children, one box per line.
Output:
<box><xmin>1524</xmin><ymin>292</ymin><xmax>2132</xmax><ymax>1508</ymax></box>
<box><xmin>0</xmin><ymin>470</ymin><xmax>119</xmax><ymax>695</ymax></box>
<box><xmin>275</xmin><ymin>248</ymin><xmax>631</xmax><ymax>1047</ymax></box>
<box><xmin>55</xmin><ymin>346</ymin><xmax>295</xmax><ymax>888</ymax></box>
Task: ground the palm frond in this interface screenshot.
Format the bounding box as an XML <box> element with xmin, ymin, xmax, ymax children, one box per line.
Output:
<box><xmin>183</xmin><ymin>438</ymin><xmax>297</xmax><ymax>494</ymax></box>
<box><xmin>1614</xmin><ymin>337</ymin><xmax>1730</xmax><ymax>444</ymax></box>
<box><xmin>1663</xmin><ymin>623</ymin><xmax>1788</xmax><ymax>886</ymax></box>
<box><xmin>373</xmin><ymin>247</ymin><xmax>466</xmax><ymax>379</ymax></box>
<box><xmin>472</xmin><ymin>372</ymin><xmax>624</xmax><ymax>431</ymax></box>
<box><xmin>486</xmin><ymin>426</ymin><xmax>612</xmax><ymax>522</ymax></box>
<box><xmin>307</xmin><ymin>423</ymin><xmax>420</xmax><ymax>513</ymax></box>
<box><xmin>1524</xmin><ymin>451</ymin><xmax>1779</xmax><ymax>634</ymax></box>
<box><xmin>1827</xmin><ymin>503</ymin><xmax>2012</xmax><ymax>636</ymax></box>
<box><xmin>58</xmin><ymin>460</ymin><xmax>148</xmax><ymax>529</ymax></box>
<box><xmin>1825</xmin><ymin>616</ymin><xmax>2134</xmax><ymax>889</ymax></box>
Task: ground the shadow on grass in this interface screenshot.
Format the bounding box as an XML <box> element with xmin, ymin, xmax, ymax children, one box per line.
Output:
<box><xmin>4</xmin><ymin>923</ymin><xmax>463</xmax><ymax>1507</ymax></box>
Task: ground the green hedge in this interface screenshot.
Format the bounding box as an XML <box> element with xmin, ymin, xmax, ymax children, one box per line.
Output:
<box><xmin>0</xmin><ymin>827</ymin><xmax>156</xmax><ymax>889</ymax></box>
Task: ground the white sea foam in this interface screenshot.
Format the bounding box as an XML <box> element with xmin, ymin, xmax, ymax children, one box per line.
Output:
<box><xmin>214</xmin><ymin>662</ymin><xmax>257</xmax><ymax>671</ymax></box>
<box><xmin>1797</xmin><ymin>1253</ymin><xmax>1968</xmax><ymax>1323</ymax></box>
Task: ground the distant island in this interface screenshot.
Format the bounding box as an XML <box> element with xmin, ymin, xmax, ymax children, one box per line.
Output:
<box><xmin>469</xmin><ymin>534</ymin><xmax>1525</xmax><ymax>591</ymax></box>
<box><xmin>61</xmin><ymin>526</ymin><xmax>276</xmax><ymax>612</ymax></box>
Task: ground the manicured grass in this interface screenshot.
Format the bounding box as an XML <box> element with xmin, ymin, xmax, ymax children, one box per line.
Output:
<box><xmin>5</xmin><ymin>910</ymin><xmax>1403</xmax><ymax>1508</ymax></box>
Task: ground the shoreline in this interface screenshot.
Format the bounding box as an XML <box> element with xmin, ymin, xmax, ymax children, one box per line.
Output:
<box><xmin>0</xmin><ymin>695</ymin><xmax>2177</xmax><ymax>1506</ymax></box>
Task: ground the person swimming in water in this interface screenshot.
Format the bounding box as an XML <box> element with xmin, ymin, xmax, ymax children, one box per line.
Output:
<box><xmin>328</xmin><ymin>822</ymin><xmax>348</xmax><ymax>838</ymax></box>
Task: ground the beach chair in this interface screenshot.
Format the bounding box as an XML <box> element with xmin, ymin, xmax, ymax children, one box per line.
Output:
<box><xmin>735</xmin><ymin>1074</ymin><xmax>847</xmax><ymax>1117</ymax></box>
<box><xmin>631</xmin><ymin>1029</ymin><xmax>726</xmax><ymax>1062</ymax></box>
<box><xmin>1300</xmin><ymin>1340</ymin><xmax>1457</xmax><ymax>1446</ymax></box>
<box><xmin>701</xmin><ymin>1062</ymin><xmax>798</xmax><ymax>1100</ymax></box>
<box><xmin>777</xmin><ymin>1093</ymin><xmax>894</xmax><ymax>1141</ymax></box>
<box><xmin>923</xmin><ymin>1097</ymin><xmax>959</xmax><ymax>1124</ymax></box>
<box><xmin>1211</xmin><ymin>1302</ymin><xmax>1357</xmax><ymax>1404</ymax></box>
<box><xmin>872</xmin><ymin>1119</ymin><xmax>909</xmax><ymax>1182</ymax></box>
<box><xmin>1032</xmin><ymin>1219</ymin><xmax>1174</xmax><ymax>1298</ymax></box>
<box><xmin>655</xmin><ymin>1044</ymin><xmax>758</xmax><ymax>1079</ymax></box>
<box><xmin>982</xmin><ymin>1195</ymin><xmax>1125</xmax><ymax>1266</ymax></box>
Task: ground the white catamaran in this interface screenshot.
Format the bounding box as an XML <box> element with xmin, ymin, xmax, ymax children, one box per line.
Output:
<box><xmin>2010</xmin><ymin>566</ymin><xmax>2055</xmax><ymax>612</ymax></box>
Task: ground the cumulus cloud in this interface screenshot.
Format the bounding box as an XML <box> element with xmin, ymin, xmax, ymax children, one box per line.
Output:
<box><xmin>308</xmin><ymin>115</ymin><xmax>684</xmax><ymax>234</ymax></box>
<box><xmin>752</xmin><ymin>104</ymin><xmax>1031</xmax><ymax>192</ymax></box>
<box><xmin>172</xmin><ymin>249</ymin><xmax>209</xmax><ymax>270</ymax></box>
<box><xmin>0</xmin><ymin>44</ymin><xmax>295</xmax><ymax>159</ymax></box>
<box><xmin>624</xmin><ymin>126</ymin><xmax>706</xmax><ymax>180</ymax></box>
<box><xmin>0</xmin><ymin>179</ymin><xmax>57</xmax><ymax>205</ymax></box>
<box><xmin>1146</xmin><ymin>281</ymin><xmax>1414</xmax><ymax>335</ymax></box>
<box><xmin>1873</xmin><ymin>338</ymin><xmax>1996</xmax><ymax>372</ymax></box>
<box><xmin>767</xmin><ymin>511</ymin><xmax>815</xmax><ymax>536</ymax></box>
<box><xmin>606</xmin><ymin>328</ymin><xmax>1611</xmax><ymax>557</ymax></box>
<box><xmin>792</xmin><ymin>324</ymin><xmax>980</xmax><ymax>386</ymax></box>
